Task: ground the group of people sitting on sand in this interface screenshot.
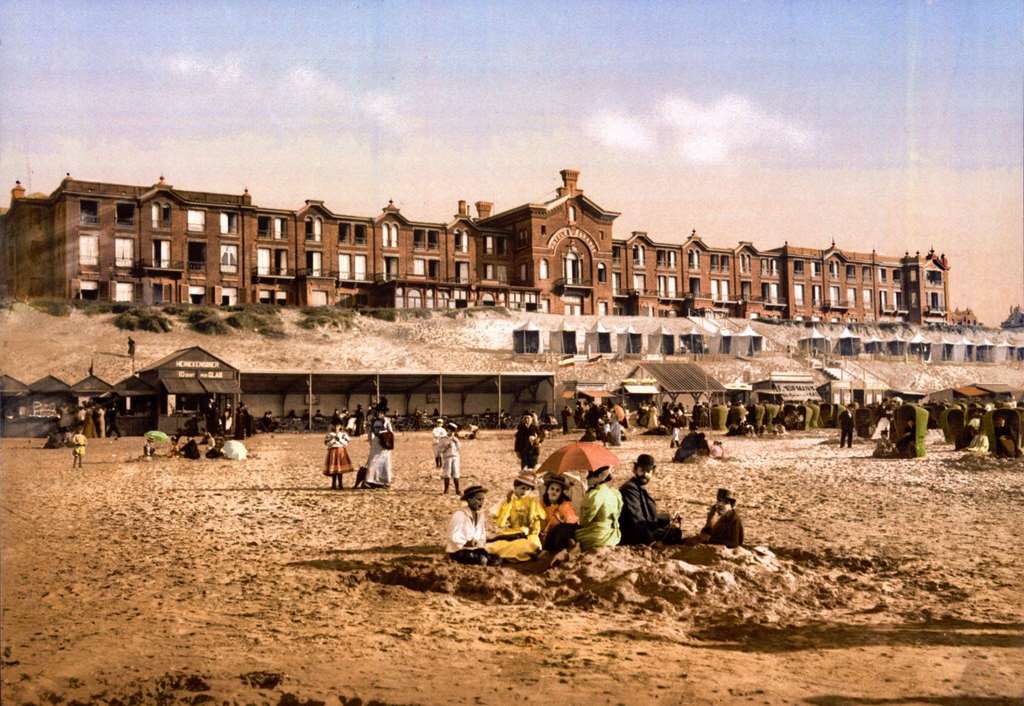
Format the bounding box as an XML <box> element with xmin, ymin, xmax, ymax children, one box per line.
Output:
<box><xmin>445</xmin><ymin>453</ymin><xmax>744</xmax><ymax>567</ymax></box>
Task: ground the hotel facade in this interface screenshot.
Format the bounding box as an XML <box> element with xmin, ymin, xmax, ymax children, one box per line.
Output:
<box><xmin>0</xmin><ymin>169</ymin><xmax>950</xmax><ymax>324</ymax></box>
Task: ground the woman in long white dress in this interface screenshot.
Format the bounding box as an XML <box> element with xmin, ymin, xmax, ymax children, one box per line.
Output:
<box><xmin>365</xmin><ymin>412</ymin><xmax>394</xmax><ymax>487</ymax></box>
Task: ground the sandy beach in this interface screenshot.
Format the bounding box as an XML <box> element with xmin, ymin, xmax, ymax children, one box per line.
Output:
<box><xmin>2</xmin><ymin>427</ymin><xmax>1022</xmax><ymax>705</ymax></box>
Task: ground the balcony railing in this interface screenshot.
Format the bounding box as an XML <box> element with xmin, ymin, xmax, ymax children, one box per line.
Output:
<box><xmin>253</xmin><ymin>267</ymin><xmax>294</xmax><ymax>280</ymax></box>
<box><xmin>188</xmin><ymin>261</ymin><xmax>207</xmax><ymax>272</ymax></box>
<box><xmin>79</xmin><ymin>215</ymin><xmax>99</xmax><ymax>226</ymax></box>
<box><xmin>657</xmin><ymin>290</ymin><xmax>683</xmax><ymax>300</ymax></box>
<box><xmin>220</xmin><ymin>265</ymin><xmax>238</xmax><ymax>275</ymax></box>
<box><xmin>926</xmin><ymin>306</ymin><xmax>947</xmax><ymax>315</ymax></box>
<box><xmin>823</xmin><ymin>299</ymin><xmax>849</xmax><ymax>309</ymax></box>
<box><xmin>79</xmin><ymin>257</ymin><xmax>99</xmax><ymax>267</ymax></box>
<box><xmin>142</xmin><ymin>259</ymin><xmax>184</xmax><ymax>272</ymax></box>
<box><xmin>297</xmin><ymin>267</ymin><xmax>335</xmax><ymax>279</ymax></box>
<box><xmin>337</xmin><ymin>273</ymin><xmax>369</xmax><ymax>283</ymax></box>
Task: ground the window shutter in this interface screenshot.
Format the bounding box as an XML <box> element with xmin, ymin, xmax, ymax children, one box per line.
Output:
<box><xmin>99</xmin><ymin>281</ymin><xmax>109</xmax><ymax>300</ymax></box>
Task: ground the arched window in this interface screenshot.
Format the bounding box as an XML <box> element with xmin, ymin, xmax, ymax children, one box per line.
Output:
<box><xmin>633</xmin><ymin>245</ymin><xmax>645</xmax><ymax>265</ymax></box>
<box><xmin>568</xmin><ymin>205</ymin><xmax>577</xmax><ymax>222</ymax></box>
<box><xmin>539</xmin><ymin>259</ymin><xmax>549</xmax><ymax>280</ymax></box>
<box><xmin>564</xmin><ymin>248</ymin><xmax>581</xmax><ymax>283</ymax></box>
<box><xmin>407</xmin><ymin>289</ymin><xmax>422</xmax><ymax>309</ymax></box>
<box><xmin>314</xmin><ymin>217</ymin><xmax>322</xmax><ymax>240</ymax></box>
<box><xmin>597</xmin><ymin>262</ymin><xmax>607</xmax><ymax>283</ymax></box>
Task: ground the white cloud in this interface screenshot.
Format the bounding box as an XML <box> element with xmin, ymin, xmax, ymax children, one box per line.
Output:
<box><xmin>163</xmin><ymin>52</ymin><xmax>244</xmax><ymax>85</ymax></box>
<box><xmin>284</xmin><ymin>65</ymin><xmax>409</xmax><ymax>132</ymax></box>
<box><xmin>587</xmin><ymin>93</ymin><xmax>813</xmax><ymax>165</ymax></box>
<box><xmin>585</xmin><ymin>112</ymin><xmax>654</xmax><ymax>152</ymax></box>
<box><xmin>659</xmin><ymin>93</ymin><xmax>813</xmax><ymax>164</ymax></box>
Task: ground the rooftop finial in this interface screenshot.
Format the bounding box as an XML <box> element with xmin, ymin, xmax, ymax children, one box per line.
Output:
<box><xmin>158</xmin><ymin>175</ymin><xmax>165</xmax><ymax>184</ymax></box>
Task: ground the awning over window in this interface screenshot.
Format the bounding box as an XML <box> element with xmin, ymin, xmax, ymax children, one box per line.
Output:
<box><xmin>623</xmin><ymin>384</ymin><xmax>660</xmax><ymax>395</ymax></box>
<box><xmin>160</xmin><ymin>376</ymin><xmax>207</xmax><ymax>395</ymax></box>
<box><xmin>199</xmin><ymin>377</ymin><xmax>241</xmax><ymax>394</ymax></box>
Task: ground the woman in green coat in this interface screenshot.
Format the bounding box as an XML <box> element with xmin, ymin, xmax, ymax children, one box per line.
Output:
<box><xmin>575</xmin><ymin>466</ymin><xmax>623</xmax><ymax>550</ymax></box>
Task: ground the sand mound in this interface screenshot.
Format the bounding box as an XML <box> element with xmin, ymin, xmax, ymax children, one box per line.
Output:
<box><xmin>364</xmin><ymin>544</ymin><xmax>876</xmax><ymax>623</ymax></box>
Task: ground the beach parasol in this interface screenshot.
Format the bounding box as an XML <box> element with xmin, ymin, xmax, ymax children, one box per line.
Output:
<box><xmin>537</xmin><ymin>442</ymin><xmax>620</xmax><ymax>474</ymax></box>
<box><xmin>144</xmin><ymin>430</ymin><xmax>171</xmax><ymax>444</ymax></box>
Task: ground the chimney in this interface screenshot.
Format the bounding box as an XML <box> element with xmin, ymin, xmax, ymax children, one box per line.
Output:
<box><xmin>457</xmin><ymin>200</ymin><xmax>468</xmax><ymax>217</ymax></box>
<box><xmin>242</xmin><ymin>187</ymin><xmax>252</xmax><ymax>206</ymax></box>
<box><xmin>475</xmin><ymin>201</ymin><xmax>493</xmax><ymax>219</ymax></box>
<box><xmin>10</xmin><ymin>180</ymin><xmax>25</xmax><ymax>202</ymax></box>
<box><xmin>557</xmin><ymin>169</ymin><xmax>580</xmax><ymax>197</ymax></box>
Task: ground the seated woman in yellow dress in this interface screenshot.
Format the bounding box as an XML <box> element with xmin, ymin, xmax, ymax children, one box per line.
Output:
<box><xmin>487</xmin><ymin>472</ymin><xmax>546</xmax><ymax>562</ymax></box>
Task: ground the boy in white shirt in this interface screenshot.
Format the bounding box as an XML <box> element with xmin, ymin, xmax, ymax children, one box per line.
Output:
<box><xmin>440</xmin><ymin>422</ymin><xmax>461</xmax><ymax>495</ymax></box>
<box><xmin>431</xmin><ymin>418</ymin><xmax>447</xmax><ymax>469</ymax></box>
<box><xmin>445</xmin><ymin>485</ymin><xmax>500</xmax><ymax>566</ymax></box>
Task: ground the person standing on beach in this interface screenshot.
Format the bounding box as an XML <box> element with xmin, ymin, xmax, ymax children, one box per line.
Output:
<box><xmin>323</xmin><ymin>424</ymin><xmax>353</xmax><ymax>489</ymax></box>
<box><xmin>105</xmin><ymin>404</ymin><xmax>122</xmax><ymax>440</ymax></box>
<box><xmin>838</xmin><ymin>403</ymin><xmax>855</xmax><ymax>448</ymax></box>
<box><xmin>365</xmin><ymin>405</ymin><xmax>394</xmax><ymax>488</ymax></box>
<box><xmin>439</xmin><ymin>423</ymin><xmax>461</xmax><ymax>496</ymax></box>
<box><xmin>71</xmin><ymin>430</ymin><xmax>87</xmax><ymax>469</ymax></box>
<box><xmin>431</xmin><ymin>418</ymin><xmax>447</xmax><ymax>470</ymax></box>
<box><xmin>93</xmin><ymin>404</ymin><xmax>105</xmax><ymax>438</ymax></box>
<box><xmin>353</xmin><ymin>404</ymin><xmax>365</xmax><ymax>437</ymax></box>
<box><xmin>81</xmin><ymin>404</ymin><xmax>95</xmax><ymax>438</ymax></box>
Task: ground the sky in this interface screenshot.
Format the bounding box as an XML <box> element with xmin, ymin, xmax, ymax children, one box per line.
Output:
<box><xmin>1</xmin><ymin>0</ymin><xmax>1021</xmax><ymax>324</ymax></box>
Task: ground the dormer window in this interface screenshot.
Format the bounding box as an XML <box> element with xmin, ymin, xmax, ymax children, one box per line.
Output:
<box><xmin>151</xmin><ymin>203</ymin><xmax>171</xmax><ymax>229</ymax></box>
<box><xmin>305</xmin><ymin>217</ymin><xmax>322</xmax><ymax>242</ymax></box>
<box><xmin>688</xmin><ymin>249</ymin><xmax>699</xmax><ymax>270</ymax></box>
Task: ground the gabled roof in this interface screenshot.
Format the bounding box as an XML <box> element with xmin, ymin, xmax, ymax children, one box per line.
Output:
<box><xmin>974</xmin><ymin>383</ymin><xmax>1019</xmax><ymax>394</ymax></box>
<box><xmin>0</xmin><ymin>375</ymin><xmax>29</xmax><ymax>393</ymax></box>
<box><xmin>70</xmin><ymin>375</ymin><xmax>114</xmax><ymax>393</ymax></box>
<box><xmin>138</xmin><ymin>346</ymin><xmax>237</xmax><ymax>373</ymax></box>
<box><xmin>628</xmin><ymin>362</ymin><xmax>725</xmax><ymax>394</ymax></box>
<box><xmin>800</xmin><ymin>328</ymin><xmax>829</xmax><ymax>340</ymax></box>
<box><xmin>736</xmin><ymin>324</ymin><xmax>762</xmax><ymax>338</ymax></box>
<box><xmin>838</xmin><ymin>327</ymin><xmax>860</xmax><ymax>339</ymax></box>
<box><xmin>29</xmin><ymin>375</ymin><xmax>71</xmax><ymax>393</ymax></box>
<box><xmin>114</xmin><ymin>375</ymin><xmax>159</xmax><ymax>396</ymax></box>
<box><xmin>515</xmin><ymin>321</ymin><xmax>541</xmax><ymax>332</ymax></box>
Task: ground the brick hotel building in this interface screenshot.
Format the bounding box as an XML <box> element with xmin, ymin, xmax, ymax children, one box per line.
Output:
<box><xmin>0</xmin><ymin>169</ymin><xmax>950</xmax><ymax>324</ymax></box>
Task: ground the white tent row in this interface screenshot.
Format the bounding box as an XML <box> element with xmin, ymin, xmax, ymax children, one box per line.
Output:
<box><xmin>515</xmin><ymin>318</ymin><xmax>765</xmax><ymax>357</ymax></box>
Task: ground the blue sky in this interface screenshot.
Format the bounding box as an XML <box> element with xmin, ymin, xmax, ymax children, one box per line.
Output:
<box><xmin>2</xmin><ymin>0</ymin><xmax>1021</xmax><ymax>321</ymax></box>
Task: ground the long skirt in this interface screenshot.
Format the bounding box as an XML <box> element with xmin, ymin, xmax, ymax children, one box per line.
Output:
<box><xmin>366</xmin><ymin>441</ymin><xmax>392</xmax><ymax>485</ymax></box>
<box><xmin>487</xmin><ymin>533</ymin><xmax>542</xmax><ymax>562</ymax></box>
<box><xmin>542</xmin><ymin>522</ymin><xmax>580</xmax><ymax>552</ymax></box>
<box><xmin>324</xmin><ymin>447</ymin><xmax>354</xmax><ymax>475</ymax></box>
<box><xmin>83</xmin><ymin>415</ymin><xmax>96</xmax><ymax>438</ymax></box>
